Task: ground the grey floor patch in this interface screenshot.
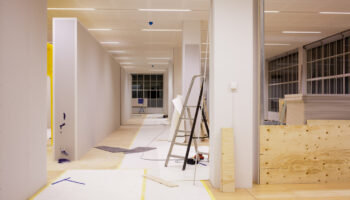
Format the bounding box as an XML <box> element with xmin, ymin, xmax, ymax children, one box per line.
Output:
<box><xmin>95</xmin><ymin>146</ymin><xmax>156</xmax><ymax>154</ymax></box>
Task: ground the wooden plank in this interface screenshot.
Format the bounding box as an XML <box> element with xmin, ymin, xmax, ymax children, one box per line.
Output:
<box><xmin>260</xmin><ymin>124</ymin><xmax>350</xmax><ymax>184</ymax></box>
<box><xmin>143</xmin><ymin>174</ymin><xmax>178</xmax><ymax>187</ymax></box>
<box><xmin>221</xmin><ymin>128</ymin><xmax>235</xmax><ymax>192</ymax></box>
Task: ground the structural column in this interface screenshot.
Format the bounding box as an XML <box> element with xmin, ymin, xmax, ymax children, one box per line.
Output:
<box><xmin>209</xmin><ymin>0</ymin><xmax>258</xmax><ymax>188</ymax></box>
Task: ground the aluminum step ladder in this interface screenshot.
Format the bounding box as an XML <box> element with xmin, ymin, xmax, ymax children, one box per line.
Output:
<box><xmin>165</xmin><ymin>75</ymin><xmax>209</xmax><ymax>170</ymax></box>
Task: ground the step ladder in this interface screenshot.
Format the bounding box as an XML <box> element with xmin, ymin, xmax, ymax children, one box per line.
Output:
<box><xmin>165</xmin><ymin>75</ymin><xmax>210</xmax><ymax>170</ymax></box>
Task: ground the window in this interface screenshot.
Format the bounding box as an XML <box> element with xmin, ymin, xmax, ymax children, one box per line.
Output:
<box><xmin>131</xmin><ymin>74</ymin><xmax>163</xmax><ymax>108</ymax></box>
<box><xmin>268</xmin><ymin>52</ymin><xmax>299</xmax><ymax>112</ymax></box>
<box><xmin>306</xmin><ymin>37</ymin><xmax>350</xmax><ymax>95</ymax></box>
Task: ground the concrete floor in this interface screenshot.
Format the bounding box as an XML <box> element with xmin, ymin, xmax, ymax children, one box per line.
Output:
<box><xmin>42</xmin><ymin>114</ymin><xmax>350</xmax><ymax>200</ymax></box>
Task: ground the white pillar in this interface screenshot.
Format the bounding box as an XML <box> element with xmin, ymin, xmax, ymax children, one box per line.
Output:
<box><xmin>209</xmin><ymin>0</ymin><xmax>258</xmax><ymax>188</ymax></box>
<box><xmin>173</xmin><ymin>47</ymin><xmax>182</xmax><ymax>97</ymax></box>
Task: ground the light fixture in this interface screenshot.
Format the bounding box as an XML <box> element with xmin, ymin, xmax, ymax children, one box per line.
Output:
<box><xmin>100</xmin><ymin>42</ymin><xmax>120</xmax><ymax>45</ymax></box>
<box><xmin>141</xmin><ymin>29</ymin><xmax>182</xmax><ymax>32</ymax></box>
<box><xmin>146</xmin><ymin>57</ymin><xmax>171</xmax><ymax>60</ymax></box>
<box><xmin>119</xmin><ymin>62</ymin><xmax>134</xmax><ymax>65</ymax></box>
<box><xmin>148</xmin><ymin>63</ymin><xmax>168</xmax><ymax>65</ymax></box>
<box><xmin>264</xmin><ymin>10</ymin><xmax>280</xmax><ymax>13</ymax></box>
<box><xmin>138</xmin><ymin>9</ymin><xmax>192</xmax><ymax>12</ymax></box>
<box><xmin>264</xmin><ymin>43</ymin><xmax>291</xmax><ymax>46</ymax></box>
<box><xmin>108</xmin><ymin>50</ymin><xmax>125</xmax><ymax>54</ymax></box>
<box><xmin>47</xmin><ymin>8</ymin><xmax>96</xmax><ymax>11</ymax></box>
<box><xmin>88</xmin><ymin>28</ymin><xmax>112</xmax><ymax>31</ymax></box>
<box><xmin>319</xmin><ymin>11</ymin><xmax>350</xmax><ymax>15</ymax></box>
<box><xmin>282</xmin><ymin>31</ymin><xmax>321</xmax><ymax>34</ymax></box>
<box><xmin>115</xmin><ymin>57</ymin><xmax>132</xmax><ymax>60</ymax></box>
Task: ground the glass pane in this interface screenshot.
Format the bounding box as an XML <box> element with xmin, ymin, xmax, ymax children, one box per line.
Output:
<box><xmin>137</xmin><ymin>75</ymin><xmax>143</xmax><ymax>81</ymax></box>
<box><xmin>317</xmin><ymin>61</ymin><xmax>322</xmax><ymax>77</ymax></box>
<box><xmin>144</xmin><ymin>75</ymin><xmax>150</xmax><ymax>81</ymax></box>
<box><xmin>330</xmin><ymin>41</ymin><xmax>336</xmax><ymax>56</ymax></box>
<box><xmin>346</xmin><ymin>37</ymin><xmax>350</xmax><ymax>52</ymax></box>
<box><xmin>312</xmin><ymin>62</ymin><xmax>317</xmax><ymax>78</ymax></box>
<box><xmin>330</xmin><ymin>78</ymin><xmax>336</xmax><ymax>94</ymax></box>
<box><xmin>337</xmin><ymin>78</ymin><xmax>344</xmax><ymax>94</ymax></box>
<box><xmin>138</xmin><ymin>91</ymin><xmax>143</xmax><ymax>98</ymax></box>
<box><xmin>132</xmin><ymin>74</ymin><xmax>137</xmax><ymax>81</ymax></box>
<box><xmin>307</xmin><ymin>63</ymin><xmax>312</xmax><ymax>79</ymax></box>
<box><xmin>346</xmin><ymin>54</ymin><xmax>350</xmax><ymax>74</ymax></box>
<box><xmin>346</xmin><ymin>77</ymin><xmax>350</xmax><ymax>94</ymax></box>
<box><xmin>312</xmin><ymin>48</ymin><xmax>317</xmax><ymax>61</ymax></box>
<box><xmin>151</xmin><ymin>91</ymin><xmax>157</xmax><ymax>98</ymax></box>
<box><xmin>150</xmin><ymin>82</ymin><xmax>157</xmax><ymax>90</ymax></box>
<box><xmin>132</xmin><ymin>91</ymin><xmax>137</xmax><ymax>98</ymax></box>
<box><xmin>317</xmin><ymin>80</ymin><xmax>322</xmax><ymax>94</ymax></box>
<box><xmin>157</xmin><ymin>75</ymin><xmax>163</xmax><ymax>81</ymax></box>
<box><xmin>312</xmin><ymin>81</ymin><xmax>317</xmax><ymax>94</ymax></box>
<box><xmin>330</xmin><ymin>58</ymin><xmax>336</xmax><ymax>76</ymax></box>
<box><xmin>307</xmin><ymin>49</ymin><xmax>312</xmax><ymax>62</ymax></box>
<box><xmin>132</xmin><ymin>81</ymin><xmax>138</xmax><ymax>89</ymax></box>
<box><xmin>336</xmin><ymin>56</ymin><xmax>344</xmax><ymax>75</ymax></box>
<box><xmin>324</xmin><ymin>79</ymin><xmax>330</xmax><ymax>94</ymax></box>
<box><xmin>151</xmin><ymin>75</ymin><xmax>157</xmax><ymax>81</ymax></box>
<box><xmin>324</xmin><ymin>59</ymin><xmax>329</xmax><ymax>77</ymax></box>
<box><xmin>337</xmin><ymin>39</ymin><xmax>343</xmax><ymax>55</ymax></box>
<box><xmin>157</xmin><ymin>99</ymin><xmax>163</xmax><ymax>108</ymax></box>
<box><xmin>144</xmin><ymin>90</ymin><xmax>150</xmax><ymax>98</ymax></box>
<box><xmin>324</xmin><ymin>43</ymin><xmax>329</xmax><ymax>58</ymax></box>
<box><xmin>144</xmin><ymin>81</ymin><xmax>150</xmax><ymax>89</ymax></box>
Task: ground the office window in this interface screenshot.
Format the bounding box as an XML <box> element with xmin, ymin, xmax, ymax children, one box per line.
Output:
<box><xmin>306</xmin><ymin>37</ymin><xmax>350</xmax><ymax>95</ymax></box>
<box><xmin>268</xmin><ymin>52</ymin><xmax>299</xmax><ymax>112</ymax></box>
<box><xmin>132</xmin><ymin>74</ymin><xmax>163</xmax><ymax>108</ymax></box>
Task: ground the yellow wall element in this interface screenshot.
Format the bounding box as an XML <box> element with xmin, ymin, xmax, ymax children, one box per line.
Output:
<box><xmin>260</xmin><ymin>122</ymin><xmax>350</xmax><ymax>184</ymax></box>
<box><xmin>47</xmin><ymin>43</ymin><xmax>53</xmax><ymax>146</ymax></box>
<box><xmin>221</xmin><ymin>128</ymin><xmax>235</xmax><ymax>192</ymax></box>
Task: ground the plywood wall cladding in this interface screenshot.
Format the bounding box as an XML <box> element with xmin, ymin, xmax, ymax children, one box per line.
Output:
<box><xmin>221</xmin><ymin>128</ymin><xmax>235</xmax><ymax>192</ymax></box>
<box><xmin>260</xmin><ymin>122</ymin><xmax>350</xmax><ymax>184</ymax></box>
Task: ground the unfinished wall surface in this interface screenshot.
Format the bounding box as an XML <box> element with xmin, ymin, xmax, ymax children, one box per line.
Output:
<box><xmin>76</xmin><ymin>22</ymin><xmax>121</xmax><ymax>159</ymax></box>
<box><xmin>260</xmin><ymin>122</ymin><xmax>350</xmax><ymax>184</ymax></box>
<box><xmin>53</xmin><ymin>18</ymin><xmax>121</xmax><ymax>160</ymax></box>
<box><xmin>285</xmin><ymin>94</ymin><xmax>350</xmax><ymax>125</ymax></box>
<box><xmin>0</xmin><ymin>0</ymin><xmax>47</xmax><ymax>199</ymax></box>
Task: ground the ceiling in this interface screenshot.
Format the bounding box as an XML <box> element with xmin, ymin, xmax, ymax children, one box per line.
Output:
<box><xmin>47</xmin><ymin>0</ymin><xmax>350</xmax><ymax>66</ymax></box>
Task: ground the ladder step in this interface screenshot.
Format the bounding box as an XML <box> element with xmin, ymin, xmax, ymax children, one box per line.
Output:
<box><xmin>177</xmin><ymin>130</ymin><xmax>191</xmax><ymax>133</ymax></box>
<box><xmin>174</xmin><ymin>142</ymin><xmax>188</xmax><ymax>146</ymax></box>
<box><xmin>180</xmin><ymin>117</ymin><xmax>194</xmax><ymax>120</ymax></box>
<box><xmin>170</xmin><ymin>155</ymin><xmax>185</xmax><ymax>159</ymax></box>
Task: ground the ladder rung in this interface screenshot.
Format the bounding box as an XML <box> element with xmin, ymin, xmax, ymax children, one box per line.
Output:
<box><xmin>180</xmin><ymin>117</ymin><xmax>193</xmax><ymax>120</ymax></box>
<box><xmin>177</xmin><ymin>130</ymin><xmax>191</xmax><ymax>133</ymax></box>
<box><xmin>174</xmin><ymin>142</ymin><xmax>188</xmax><ymax>146</ymax></box>
<box><xmin>170</xmin><ymin>155</ymin><xmax>185</xmax><ymax>159</ymax></box>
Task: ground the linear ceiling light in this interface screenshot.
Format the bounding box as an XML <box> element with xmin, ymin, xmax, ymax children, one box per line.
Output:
<box><xmin>138</xmin><ymin>9</ymin><xmax>192</xmax><ymax>12</ymax></box>
<box><xmin>264</xmin><ymin>43</ymin><xmax>291</xmax><ymax>46</ymax></box>
<box><xmin>146</xmin><ymin>57</ymin><xmax>171</xmax><ymax>60</ymax></box>
<box><xmin>148</xmin><ymin>63</ymin><xmax>168</xmax><ymax>65</ymax></box>
<box><xmin>108</xmin><ymin>50</ymin><xmax>125</xmax><ymax>53</ymax></box>
<box><xmin>115</xmin><ymin>57</ymin><xmax>132</xmax><ymax>60</ymax></box>
<box><xmin>141</xmin><ymin>29</ymin><xmax>182</xmax><ymax>32</ymax></box>
<box><xmin>47</xmin><ymin>8</ymin><xmax>96</xmax><ymax>11</ymax></box>
<box><xmin>119</xmin><ymin>62</ymin><xmax>134</xmax><ymax>65</ymax></box>
<box><xmin>282</xmin><ymin>31</ymin><xmax>321</xmax><ymax>34</ymax></box>
<box><xmin>320</xmin><ymin>11</ymin><xmax>350</xmax><ymax>15</ymax></box>
<box><xmin>100</xmin><ymin>42</ymin><xmax>120</xmax><ymax>45</ymax></box>
<box><xmin>88</xmin><ymin>28</ymin><xmax>112</xmax><ymax>31</ymax></box>
<box><xmin>264</xmin><ymin>10</ymin><xmax>280</xmax><ymax>13</ymax></box>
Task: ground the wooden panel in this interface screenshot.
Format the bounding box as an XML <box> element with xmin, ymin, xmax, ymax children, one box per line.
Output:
<box><xmin>260</xmin><ymin>124</ymin><xmax>350</xmax><ymax>184</ymax></box>
<box><xmin>221</xmin><ymin>128</ymin><xmax>235</xmax><ymax>192</ymax></box>
<box><xmin>307</xmin><ymin>120</ymin><xmax>350</xmax><ymax>126</ymax></box>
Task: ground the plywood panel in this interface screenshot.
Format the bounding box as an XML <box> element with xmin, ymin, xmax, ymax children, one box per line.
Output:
<box><xmin>260</xmin><ymin>124</ymin><xmax>350</xmax><ymax>184</ymax></box>
<box><xmin>221</xmin><ymin>128</ymin><xmax>235</xmax><ymax>192</ymax></box>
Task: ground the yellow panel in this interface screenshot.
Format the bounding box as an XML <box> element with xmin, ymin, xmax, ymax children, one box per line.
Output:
<box><xmin>47</xmin><ymin>43</ymin><xmax>53</xmax><ymax>145</ymax></box>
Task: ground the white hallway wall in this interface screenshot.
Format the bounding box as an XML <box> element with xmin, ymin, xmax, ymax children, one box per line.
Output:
<box><xmin>54</xmin><ymin>18</ymin><xmax>121</xmax><ymax>160</ymax></box>
<box><xmin>0</xmin><ymin>0</ymin><xmax>47</xmax><ymax>199</ymax></box>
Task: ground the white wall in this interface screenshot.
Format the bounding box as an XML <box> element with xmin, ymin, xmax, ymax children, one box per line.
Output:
<box><xmin>209</xmin><ymin>0</ymin><xmax>258</xmax><ymax>188</ymax></box>
<box><xmin>0</xmin><ymin>0</ymin><xmax>47</xmax><ymax>199</ymax></box>
<box><xmin>76</xmin><ymin>22</ymin><xmax>121</xmax><ymax>159</ymax></box>
<box><xmin>53</xmin><ymin>18</ymin><xmax>121</xmax><ymax>160</ymax></box>
<box><xmin>121</xmin><ymin>68</ymin><xmax>132</xmax><ymax>125</ymax></box>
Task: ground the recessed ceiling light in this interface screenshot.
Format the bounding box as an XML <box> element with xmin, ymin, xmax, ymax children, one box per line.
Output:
<box><xmin>148</xmin><ymin>63</ymin><xmax>168</xmax><ymax>65</ymax></box>
<box><xmin>265</xmin><ymin>43</ymin><xmax>291</xmax><ymax>46</ymax></box>
<box><xmin>100</xmin><ymin>42</ymin><xmax>120</xmax><ymax>44</ymax></box>
<box><xmin>120</xmin><ymin>62</ymin><xmax>134</xmax><ymax>65</ymax></box>
<box><xmin>115</xmin><ymin>57</ymin><xmax>132</xmax><ymax>60</ymax></box>
<box><xmin>146</xmin><ymin>57</ymin><xmax>171</xmax><ymax>60</ymax></box>
<box><xmin>88</xmin><ymin>28</ymin><xmax>112</xmax><ymax>31</ymax></box>
<box><xmin>319</xmin><ymin>11</ymin><xmax>350</xmax><ymax>15</ymax></box>
<box><xmin>141</xmin><ymin>29</ymin><xmax>182</xmax><ymax>32</ymax></box>
<box><xmin>108</xmin><ymin>50</ymin><xmax>125</xmax><ymax>54</ymax></box>
<box><xmin>47</xmin><ymin>8</ymin><xmax>96</xmax><ymax>11</ymax></box>
<box><xmin>264</xmin><ymin>10</ymin><xmax>280</xmax><ymax>13</ymax></box>
<box><xmin>282</xmin><ymin>31</ymin><xmax>321</xmax><ymax>34</ymax></box>
<box><xmin>138</xmin><ymin>9</ymin><xmax>192</xmax><ymax>12</ymax></box>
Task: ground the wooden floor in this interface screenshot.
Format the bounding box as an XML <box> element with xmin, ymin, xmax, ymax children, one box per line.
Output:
<box><xmin>204</xmin><ymin>180</ymin><xmax>350</xmax><ymax>200</ymax></box>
